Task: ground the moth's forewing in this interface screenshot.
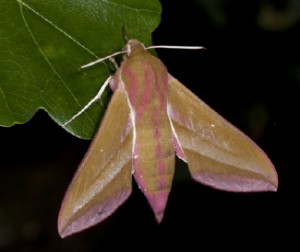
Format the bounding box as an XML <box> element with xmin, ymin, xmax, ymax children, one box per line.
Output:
<box><xmin>167</xmin><ymin>75</ymin><xmax>278</xmax><ymax>192</ymax></box>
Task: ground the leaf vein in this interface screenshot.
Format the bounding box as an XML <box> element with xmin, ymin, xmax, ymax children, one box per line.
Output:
<box><xmin>100</xmin><ymin>0</ymin><xmax>160</xmax><ymax>14</ymax></box>
<box><xmin>0</xmin><ymin>86</ymin><xmax>14</xmax><ymax>122</ymax></box>
<box><xmin>17</xmin><ymin>0</ymin><xmax>98</xmax><ymax>58</ymax></box>
<box><xmin>17</xmin><ymin>0</ymin><xmax>95</xmax><ymax>125</ymax></box>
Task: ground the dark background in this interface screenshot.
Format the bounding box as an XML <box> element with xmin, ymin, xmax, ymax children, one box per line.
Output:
<box><xmin>1</xmin><ymin>0</ymin><xmax>299</xmax><ymax>251</ymax></box>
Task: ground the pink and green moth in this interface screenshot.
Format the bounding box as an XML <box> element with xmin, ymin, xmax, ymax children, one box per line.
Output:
<box><xmin>58</xmin><ymin>39</ymin><xmax>278</xmax><ymax>238</ymax></box>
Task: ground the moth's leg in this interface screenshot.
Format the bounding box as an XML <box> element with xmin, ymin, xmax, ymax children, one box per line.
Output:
<box><xmin>109</xmin><ymin>57</ymin><xmax>119</xmax><ymax>70</ymax></box>
<box><xmin>63</xmin><ymin>76</ymin><xmax>112</xmax><ymax>126</ymax></box>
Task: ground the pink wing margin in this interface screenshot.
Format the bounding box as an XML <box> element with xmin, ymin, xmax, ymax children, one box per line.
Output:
<box><xmin>58</xmin><ymin>89</ymin><xmax>133</xmax><ymax>238</ymax></box>
<box><xmin>167</xmin><ymin>74</ymin><xmax>278</xmax><ymax>192</ymax></box>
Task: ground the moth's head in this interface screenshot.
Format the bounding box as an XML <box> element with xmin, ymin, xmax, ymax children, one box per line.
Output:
<box><xmin>126</xmin><ymin>39</ymin><xmax>146</xmax><ymax>57</ymax></box>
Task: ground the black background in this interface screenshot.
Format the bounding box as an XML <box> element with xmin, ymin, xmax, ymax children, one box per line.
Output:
<box><xmin>1</xmin><ymin>0</ymin><xmax>299</xmax><ymax>251</ymax></box>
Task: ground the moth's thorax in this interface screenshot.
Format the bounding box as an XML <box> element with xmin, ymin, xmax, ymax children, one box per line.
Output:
<box><xmin>116</xmin><ymin>46</ymin><xmax>169</xmax><ymax>121</ymax></box>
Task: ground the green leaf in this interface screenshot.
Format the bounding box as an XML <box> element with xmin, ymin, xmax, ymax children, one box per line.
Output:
<box><xmin>0</xmin><ymin>0</ymin><xmax>161</xmax><ymax>139</ymax></box>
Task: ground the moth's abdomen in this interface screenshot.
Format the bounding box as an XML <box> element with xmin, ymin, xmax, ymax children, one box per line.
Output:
<box><xmin>133</xmin><ymin>115</ymin><xmax>175</xmax><ymax>222</ymax></box>
<box><xmin>135</xmin><ymin>127</ymin><xmax>174</xmax><ymax>188</ymax></box>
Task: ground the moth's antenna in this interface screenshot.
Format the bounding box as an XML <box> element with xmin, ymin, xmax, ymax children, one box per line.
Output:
<box><xmin>146</xmin><ymin>45</ymin><xmax>205</xmax><ymax>50</ymax></box>
<box><xmin>81</xmin><ymin>44</ymin><xmax>204</xmax><ymax>69</ymax></box>
<box><xmin>80</xmin><ymin>51</ymin><xmax>127</xmax><ymax>69</ymax></box>
<box><xmin>63</xmin><ymin>76</ymin><xmax>112</xmax><ymax>126</ymax></box>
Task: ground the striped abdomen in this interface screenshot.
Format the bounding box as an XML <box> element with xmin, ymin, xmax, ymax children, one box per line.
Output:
<box><xmin>120</xmin><ymin>51</ymin><xmax>175</xmax><ymax>221</ymax></box>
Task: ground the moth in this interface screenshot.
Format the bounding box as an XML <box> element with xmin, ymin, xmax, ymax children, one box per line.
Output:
<box><xmin>58</xmin><ymin>39</ymin><xmax>278</xmax><ymax>238</ymax></box>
